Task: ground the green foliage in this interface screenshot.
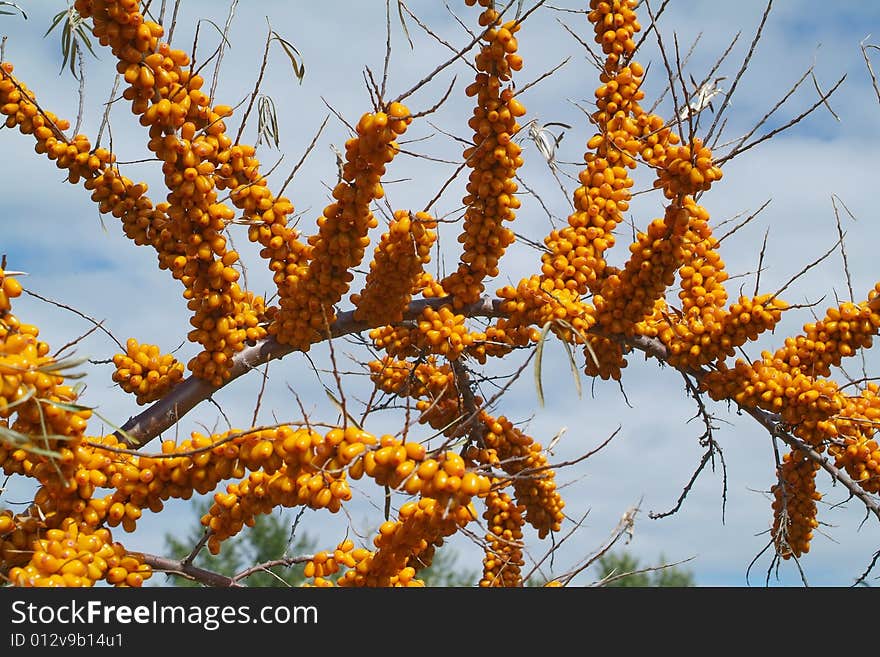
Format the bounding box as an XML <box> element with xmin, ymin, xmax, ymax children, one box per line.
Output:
<box><xmin>595</xmin><ymin>551</ymin><xmax>695</xmax><ymax>587</ymax></box>
<box><xmin>0</xmin><ymin>2</ymin><xmax>26</xmax><ymax>19</ymax></box>
<box><xmin>162</xmin><ymin>500</ymin><xmax>316</xmax><ymax>587</ymax></box>
<box><xmin>44</xmin><ymin>5</ymin><xmax>97</xmax><ymax>79</ymax></box>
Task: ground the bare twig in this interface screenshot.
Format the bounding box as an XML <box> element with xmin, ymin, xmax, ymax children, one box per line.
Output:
<box><xmin>23</xmin><ymin>289</ymin><xmax>124</xmax><ymax>351</ymax></box>
<box><xmin>234</xmin><ymin>21</ymin><xmax>273</xmax><ymax>146</ymax></box>
<box><xmin>716</xmin><ymin>198</ymin><xmax>771</xmax><ymax>245</ymax></box>
<box><xmin>141</xmin><ymin>552</ymin><xmax>242</xmax><ymax>587</ymax></box>
<box><xmin>769</xmin><ymin>234</ymin><xmax>843</xmax><ymax>302</ymax></box>
<box><xmin>859</xmin><ymin>38</ymin><xmax>880</xmax><ymax>105</ymax></box>
<box><xmin>208</xmin><ymin>0</ymin><xmax>239</xmax><ymax>105</ymax></box>
<box><xmin>278</xmin><ymin>113</ymin><xmax>330</xmax><ymax>197</ymax></box>
<box><xmin>706</xmin><ymin>0</ymin><xmax>773</xmax><ymax>145</ymax></box>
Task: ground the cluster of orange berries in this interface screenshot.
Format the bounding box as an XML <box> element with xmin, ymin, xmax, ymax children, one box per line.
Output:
<box><xmin>497</xmin><ymin>278</ymin><xmax>596</xmax><ymax>339</ymax></box>
<box><xmin>6</xmin><ymin>518</ymin><xmax>150</xmax><ymax>587</ymax></box>
<box><xmin>338</xmin><ymin>497</ymin><xmax>475</xmax><ymax>587</ymax></box>
<box><xmin>368</xmin><ymin>356</ymin><xmax>472</xmax><ymax>432</ymax></box>
<box><xmin>480</xmin><ymin>485</ymin><xmax>525</xmax><ymax>587</ymax></box>
<box><xmin>442</xmin><ymin>5</ymin><xmax>525</xmax><ymax>307</ymax></box>
<box><xmin>702</xmin><ymin>353</ymin><xmax>842</xmax><ymax>427</ymax></box>
<box><xmin>348</xmin><ymin>431</ymin><xmax>493</xmax><ymax>502</ymax></box>
<box><xmin>826</xmin><ymin>384</ymin><xmax>880</xmax><ymax>493</ymax></box>
<box><xmin>661</xmin><ymin>293</ymin><xmax>788</xmax><ymax>370</ymax></box>
<box><xmin>0</xmin><ymin>64</ymin><xmax>83</xmax><ymax>180</ymax></box>
<box><xmin>472</xmin><ymin>319</ymin><xmax>540</xmax><ymax>362</ymax></box>
<box><xmin>368</xmin><ymin>324</ymin><xmax>419</xmax><ymax>360</ymax></box>
<box><xmin>69</xmin><ymin>1</ymin><xmax>271</xmax><ymax>386</ymax></box>
<box><xmin>0</xmin><ymin>272</ymin><xmax>158</xmax><ymax>587</ymax></box>
<box><xmin>303</xmin><ymin>494</ymin><xmax>483</xmax><ymax>588</ymax></box>
<box><xmin>0</xmin><ymin>281</ymin><xmax>92</xmax><ymax>479</ymax></box>
<box><xmin>198</xmin><ymin>426</ymin><xmax>362</xmax><ymax>550</ymax></box>
<box><xmin>272</xmin><ymin>105</ymin><xmax>412</xmax><ymax>350</ymax></box>
<box><xmin>0</xmin><ymin>64</ymin><xmax>167</xmax><ymax>254</ymax></box>
<box><xmin>0</xmin><ymin>510</ymin><xmax>39</xmax><ymax>572</ymax></box>
<box><xmin>301</xmin><ymin>538</ymin><xmax>424</xmax><ymax>588</ymax></box>
<box><xmin>0</xmin><ymin>59</ymin><xmax>168</xmax><ymax>256</ymax></box>
<box><xmin>352</xmin><ymin>211</ymin><xmax>437</xmax><ymax>326</ymax></box>
<box><xmin>583</xmin><ymin>333</ymin><xmax>629</xmax><ymax>381</ymax></box>
<box><xmin>666</xmin><ymin>209</ymin><xmax>727</xmax><ymax>329</ymax></box>
<box><xmin>593</xmin><ymin>204</ymin><xmax>691</xmax><ymax>336</ymax></box>
<box><xmin>415</xmin><ymin>304</ymin><xmax>476</xmax><ymax>359</ymax></box>
<box><xmin>481</xmin><ymin>414</ymin><xmax>564</xmax><ymax>539</ymax></box>
<box><xmin>655</xmin><ymin>139</ymin><xmax>724</xmax><ymax>199</ymax></box>
<box><xmin>775</xmin><ymin>297</ymin><xmax>880</xmax><ymax>378</ymax></box>
<box><xmin>589</xmin><ymin>0</ymin><xmax>641</xmax><ymax>66</ymax></box>
<box><xmin>770</xmin><ymin>450</ymin><xmax>821</xmax><ymax>559</ymax></box>
<box><xmin>368</xmin><ymin>356</ymin><xmax>453</xmax><ymax>399</ymax></box>
<box><xmin>112</xmin><ymin>338</ymin><xmax>185</xmax><ymax>405</ymax></box>
<box><xmin>495</xmin><ymin>278</ymin><xmax>623</xmax><ymax>380</ymax></box>
<box><xmin>545</xmin><ymin>62</ymin><xmax>649</xmax><ymax>297</ymax></box>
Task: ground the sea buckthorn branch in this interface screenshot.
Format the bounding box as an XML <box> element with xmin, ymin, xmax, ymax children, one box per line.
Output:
<box><xmin>4</xmin><ymin>0</ymin><xmax>880</xmax><ymax>585</ymax></box>
<box><xmin>0</xmin><ymin>269</ymin><xmax>154</xmax><ymax>587</ymax></box>
<box><xmin>268</xmin><ymin>103</ymin><xmax>413</xmax><ymax>351</ymax></box>
<box><xmin>638</xmin><ymin>331</ymin><xmax>880</xmax><ymax>557</ymax></box>
<box><xmin>116</xmin><ymin>295</ymin><xmax>504</xmax><ymax>446</ymax></box>
<box><xmin>64</xmin><ymin>1</ymin><xmax>273</xmax><ymax>387</ymax></box>
<box><xmin>0</xmin><ymin>64</ymin><xmax>169</xmax><ymax>253</ymax></box>
<box><xmin>441</xmin><ymin>2</ymin><xmax>526</xmax><ymax>308</ymax></box>
<box><xmin>0</xmin><ymin>55</ymin><xmax>271</xmax><ymax>391</ymax></box>
<box><xmin>306</xmin><ymin>497</ymin><xmax>477</xmax><ymax>587</ymax></box>
<box><xmin>138</xmin><ymin>551</ymin><xmax>249</xmax><ymax>587</ymax></box>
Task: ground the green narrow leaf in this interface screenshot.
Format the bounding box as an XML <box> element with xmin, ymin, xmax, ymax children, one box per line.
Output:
<box><xmin>555</xmin><ymin>318</ymin><xmax>601</xmax><ymax>372</ymax></box>
<box><xmin>44</xmin><ymin>7</ymin><xmax>97</xmax><ymax>78</ymax></box>
<box><xmin>42</xmin><ymin>399</ymin><xmax>94</xmax><ymax>414</ymax></box>
<box><xmin>0</xmin><ymin>426</ymin><xmax>75</xmax><ymax>456</ymax></box>
<box><xmin>257</xmin><ymin>94</ymin><xmax>280</xmax><ymax>149</ymax></box>
<box><xmin>0</xmin><ymin>5</ymin><xmax>28</xmax><ymax>19</ymax></box>
<box><xmin>43</xmin><ymin>9</ymin><xmax>66</xmax><ymax>37</ymax></box>
<box><xmin>76</xmin><ymin>26</ymin><xmax>96</xmax><ymax>57</ymax></box>
<box><xmin>533</xmin><ymin>321</ymin><xmax>554</xmax><ymax>408</ymax></box>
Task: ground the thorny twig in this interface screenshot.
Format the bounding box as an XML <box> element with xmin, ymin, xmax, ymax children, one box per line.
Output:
<box><xmin>705</xmin><ymin>0</ymin><xmax>773</xmax><ymax>145</ymax></box>
<box><xmin>208</xmin><ymin>0</ymin><xmax>239</xmax><ymax>105</ymax></box>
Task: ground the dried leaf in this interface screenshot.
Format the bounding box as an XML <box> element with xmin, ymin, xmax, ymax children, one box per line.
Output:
<box><xmin>397</xmin><ymin>0</ymin><xmax>413</xmax><ymax>49</ymax></box>
<box><xmin>271</xmin><ymin>31</ymin><xmax>306</xmax><ymax>83</ymax></box>
<box><xmin>257</xmin><ymin>94</ymin><xmax>280</xmax><ymax>148</ymax></box>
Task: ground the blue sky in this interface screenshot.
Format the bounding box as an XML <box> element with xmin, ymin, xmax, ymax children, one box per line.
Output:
<box><xmin>1</xmin><ymin>1</ymin><xmax>879</xmax><ymax>587</ymax></box>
